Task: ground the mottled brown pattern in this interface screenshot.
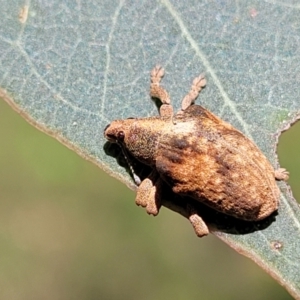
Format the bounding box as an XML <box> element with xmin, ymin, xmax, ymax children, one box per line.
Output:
<box><xmin>156</xmin><ymin>105</ymin><xmax>279</xmax><ymax>221</ymax></box>
<box><xmin>104</xmin><ymin>66</ymin><xmax>289</xmax><ymax>237</ymax></box>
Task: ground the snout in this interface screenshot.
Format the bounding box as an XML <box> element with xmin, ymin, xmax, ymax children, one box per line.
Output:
<box><xmin>103</xmin><ymin>123</ymin><xmax>116</xmax><ymax>143</ymax></box>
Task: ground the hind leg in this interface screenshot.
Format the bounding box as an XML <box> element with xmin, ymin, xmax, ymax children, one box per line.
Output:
<box><xmin>275</xmin><ymin>168</ymin><xmax>289</xmax><ymax>181</ymax></box>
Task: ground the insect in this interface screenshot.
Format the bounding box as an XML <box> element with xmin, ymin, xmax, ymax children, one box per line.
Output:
<box><xmin>104</xmin><ymin>66</ymin><xmax>289</xmax><ymax>237</ymax></box>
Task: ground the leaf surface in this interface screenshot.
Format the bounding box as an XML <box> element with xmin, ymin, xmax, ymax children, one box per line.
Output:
<box><xmin>1</xmin><ymin>0</ymin><xmax>300</xmax><ymax>297</ymax></box>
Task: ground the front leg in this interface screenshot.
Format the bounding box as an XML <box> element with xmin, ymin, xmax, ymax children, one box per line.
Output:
<box><xmin>135</xmin><ymin>171</ymin><xmax>163</xmax><ymax>216</ymax></box>
<box><xmin>150</xmin><ymin>66</ymin><xmax>174</xmax><ymax>119</ymax></box>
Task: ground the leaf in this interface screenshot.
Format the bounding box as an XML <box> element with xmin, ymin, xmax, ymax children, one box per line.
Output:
<box><xmin>1</xmin><ymin>0</ymin><xmax>300</xmax><ymax>297</ymax></box>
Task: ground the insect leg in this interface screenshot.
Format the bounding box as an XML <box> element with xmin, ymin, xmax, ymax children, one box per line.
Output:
<box><xmin>135</xmin><ymin>171</ymin><xmax>162</xmax><ymax>216</ymax></box>
<box><xmin>186</xmin><ymin>203</ymin><xmax>209</xmax><ymax>237</ymax></box>
<box><xmin>180</xmin><ymin>74</ymin><xmax>206</xmax><ymax>112</ymax></box>
<box><xmin>275</xmin><ymin>168</ymin><xmax>289</xmax><ymax>181</ymax></box>
<box><xmin>150</xmin><ymin>65</ymin><xmax>173</xmax><ymax>118</ymax></box>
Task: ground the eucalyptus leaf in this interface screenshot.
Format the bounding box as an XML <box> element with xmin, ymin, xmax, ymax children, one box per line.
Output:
<box><xmin>1</xmin><ymin>0</ymin><xmax>300</xmax><ymax>298</ymax></box>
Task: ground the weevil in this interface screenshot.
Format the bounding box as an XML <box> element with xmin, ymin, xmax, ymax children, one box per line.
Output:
<box><xmin>104</xmin><ymin>66</ymin><xmax>289</xmax><ymax>237</ymax></box>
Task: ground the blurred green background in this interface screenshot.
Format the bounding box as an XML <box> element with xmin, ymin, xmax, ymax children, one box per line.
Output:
<box><xmin>0</xmin><ymin>99</ymin><xmax>298</xmax><ymax>300</ymax></box>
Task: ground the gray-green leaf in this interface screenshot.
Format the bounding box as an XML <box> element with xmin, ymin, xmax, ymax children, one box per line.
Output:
<box><xmin>1</xmin><ymin>0</ymin><xmax>300</xmax><ymax>298</ymax></box>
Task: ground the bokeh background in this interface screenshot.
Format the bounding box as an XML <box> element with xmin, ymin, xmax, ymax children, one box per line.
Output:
<box><xmin>0</xmin><ymin>99</ymin><xmax>298</xmax><ymax>300</ymax></box>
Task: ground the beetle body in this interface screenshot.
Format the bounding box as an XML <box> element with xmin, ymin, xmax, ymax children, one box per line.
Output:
<box><xmin>104</xmin><ymin>66</ymin><xmax>288</xmax><ymax>237</ymax></box>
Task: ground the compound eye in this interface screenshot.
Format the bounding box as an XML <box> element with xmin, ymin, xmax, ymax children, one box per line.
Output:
<box><xmin>117</xmin><ymin>131</ymin><xmax>125</xmax><ymax>142</ymax></box>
